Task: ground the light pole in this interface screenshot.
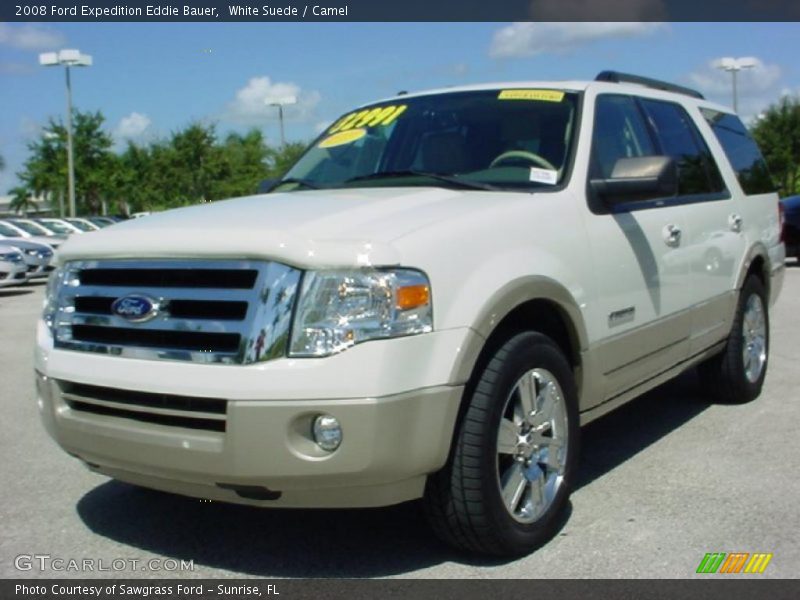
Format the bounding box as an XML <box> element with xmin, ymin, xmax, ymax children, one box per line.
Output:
<box><xmin>39</xmin><ymin>49</ymin><xmax>93</xmax><ymax>218</ymax></box>
<box><xmin>266</xmin><ymin>95</ymin><xmax>297</xmax><ymax>147</ymax></box>
<box><xmin>715</xmin><ymin>57</ymin><xmax>755</xmax><ymax>114</ymax></box>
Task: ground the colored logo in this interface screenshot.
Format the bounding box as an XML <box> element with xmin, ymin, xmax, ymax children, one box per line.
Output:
<box><xmin>111</xmin><ymin>295</ymin><xmax>159</xmax><ymax>323</ymax></box>
<box><xmin>696</xmin><ymin>552</ymin><xmax>773</xmax><ymax>574</ymax></box>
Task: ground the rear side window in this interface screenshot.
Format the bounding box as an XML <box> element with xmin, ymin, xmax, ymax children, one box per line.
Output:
<box><xmin>639</xmin><ymin>99</ymin><xmax>725</xmax><ymax>196</ymax></box>
<box><xmin>700</xmin><ymin>109</ymin><xmax>774</xmax><ymax>195</ymax></box>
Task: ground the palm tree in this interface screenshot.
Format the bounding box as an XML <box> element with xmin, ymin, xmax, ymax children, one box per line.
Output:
<box><xmin>9</xmin><ymin>186</ymin><xmax>38</xmax><ymax>215</ymax></box>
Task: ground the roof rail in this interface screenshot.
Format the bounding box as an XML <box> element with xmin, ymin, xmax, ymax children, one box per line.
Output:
<box><xmin>595</xmin><ymin>71</ymin><xmax>704</xmax><ymax>100</ymax></box>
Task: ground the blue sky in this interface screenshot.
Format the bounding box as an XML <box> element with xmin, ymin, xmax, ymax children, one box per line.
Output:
<box><xmin>1</xmin><ymin>22</ymin><xmax>799</xmax><ymax>194</ymax></box>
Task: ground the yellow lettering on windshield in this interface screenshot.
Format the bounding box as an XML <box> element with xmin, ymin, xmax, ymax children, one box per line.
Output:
<box><xmin>328</xmin><ymin>104</ymin><xmax>408</xmax><ymax>134</ymax></box>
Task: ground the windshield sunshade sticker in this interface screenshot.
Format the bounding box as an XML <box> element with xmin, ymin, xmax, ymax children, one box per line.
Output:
<box><xmin>529</xmin><ymin>167</ymin><xmax>558</xmax><ymax>185</ymax></box>
<box><xmin>498</xmin><ymin>89</ymin><xmax>565</xmax><ymax>102</ymax></box>
<box><xmin>328</xmin><ymin>104</ymin><xmax>408</xmax><ymax>134</ymax></box>
<box><xmin>318</xmin><ymin>128</ymin><xmax>367</xmax><ymax>148</ymax></box>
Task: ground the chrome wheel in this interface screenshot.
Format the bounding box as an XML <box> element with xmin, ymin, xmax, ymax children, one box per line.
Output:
<box><xmin>496</xmin><ymin>368</ymin><xmax>568</xmax><ymax>524</ymax></box>
<box><xmin>742</xmin><ymin>293</ymin><xmax>767</xmax><ymax>383</ymax></box>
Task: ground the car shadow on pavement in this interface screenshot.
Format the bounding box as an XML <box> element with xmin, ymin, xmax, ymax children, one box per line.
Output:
<box><xmin>576</xmin><ymin>370</ymin><xmax>709</xmax><ymax>490</ymax></box>
<box><xmin>76</xmin><ymin>372</ymin><xmax>708</xmax><ymax>577</ymax></box>
<box><xmin>0</xmin><ymin>288</ymin><xmax>33</xmax><ymax>298</ymax></box>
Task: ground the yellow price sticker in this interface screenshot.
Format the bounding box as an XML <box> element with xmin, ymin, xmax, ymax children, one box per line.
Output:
<box><xmin>328</xmin><ymin>104</ymin><xmax>408</xmax><ymax>134</ymax></box>
<box><xmin>498</xmin><ymin>89</ymin><xmax>565</xmax><ymax>102</ymax></box>
<box><xmin>318</xmin><ymin>128</ymin><xmax>367</xmax><ymax>149</ymax></box>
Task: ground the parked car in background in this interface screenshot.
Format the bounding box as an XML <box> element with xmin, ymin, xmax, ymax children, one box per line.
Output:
<box><xmin>65</xmin><ymin>218</ymin><xmax>101</xmax><ymax>232</ymax></box>
<box><xmin>0</xmin><ymin>237</ymin><xmax>54</xmax><ymax>279</ymax></box>
<box><xmin>781</xmin><ymin>195</ymin><xmax>800</xmax><ymax>259</ymax></box>
<box><xmin>0</xmin><ymin>245</ymin><xmax>28</xmax><ymax>288</ymax></box>
<box><xmin>7</xmin><ymin>218</ymin><xmax>65</xmax><ymax>238</ymax></box>
<box><xmin>37</xmin><ymin>218</ymin><xmax>84</xmax><ymax>235</ymax></box>
<box><xmin>0</xmin><ymin>221</ymin><xmax>63</xmax><ymax>250</ymax></box>
<box><xmin>87</xmin><ymin>217</ymin><xmax>115</xmax><ymax>228</ymax></box>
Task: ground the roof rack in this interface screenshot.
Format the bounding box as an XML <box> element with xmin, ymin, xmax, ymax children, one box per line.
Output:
<box><xmin>595</xmin><ymin>71</ymin><xmax>704</xmax><ymax>100</ymax></box>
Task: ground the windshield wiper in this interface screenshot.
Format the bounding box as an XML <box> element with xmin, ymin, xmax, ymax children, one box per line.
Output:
<box><xmin>274</xmin><ymin>177</ymin><xmax>322</xmax><ymax>190</ymax></box>
<box><xmin>344</xmin><ymin>170</ymin><xmax>497</xmax><ymax>191</ymax></box>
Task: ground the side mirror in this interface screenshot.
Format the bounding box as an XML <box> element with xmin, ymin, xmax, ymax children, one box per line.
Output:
<box><xmin>590</xmin><ymin>156</ymin><xmax>677</xmax><ymax>204</ymax></box>
<box><xmin>257</xmin><ymin>178</ymin><xmax>278</xmax><ymax>194</ymax></box>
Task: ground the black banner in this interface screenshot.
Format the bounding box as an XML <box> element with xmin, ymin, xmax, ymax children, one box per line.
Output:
<box><xmin>3</xmin><ymin>0</ymin><xmax>800</xmax><ymax>22</ymax></box>
<box><xmin>4</xmin><ymin>580</ymin><xmax>800</xmax><ymax>600</ymax></box>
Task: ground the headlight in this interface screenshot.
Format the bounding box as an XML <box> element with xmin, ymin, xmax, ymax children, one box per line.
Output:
<box><xmin>42</xmin><ymin>266</ymin><xmax>66</xmax><ymax>330</ymax></box>
<box><xmin>289</xmin><ymin>268</ymin><xmax>432</xmax><ymax>357</ymax></box>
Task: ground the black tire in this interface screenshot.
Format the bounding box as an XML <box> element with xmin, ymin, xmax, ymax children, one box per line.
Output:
<box><xmin>423</xmin><ymin>331</ymin><xmax>579</xmax><ymax>556</ymax></box>
<box><xmin>698</xmin><ymin>275</ymin><xmax>769</xmax><ymax>404</ymax></box>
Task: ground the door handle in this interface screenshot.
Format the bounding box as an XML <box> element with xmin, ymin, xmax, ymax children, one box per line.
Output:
<box><xmin>663</xmin><ymin>224</ymin><xmax>682</xmax><ymax>247</ymax></box>
<box><xmin>729</xmin><ymin>213</ymin><xmax>743</xmax><ymax>233</ymax></box>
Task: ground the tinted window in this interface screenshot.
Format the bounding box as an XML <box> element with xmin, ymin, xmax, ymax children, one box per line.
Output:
<box><xmin>591</xmin><ymin>95</ymin><xmax>656</xmax><ymax>179</ymax></box>
<box><xmin>700</xmin><ymin>109</ymin><xmax>774</xmax><ymax>195</ymax></box>
<box><xmin>640</xmin><ymin>99</ymin><xmax>724</xmax><ymax>196</ymax></box>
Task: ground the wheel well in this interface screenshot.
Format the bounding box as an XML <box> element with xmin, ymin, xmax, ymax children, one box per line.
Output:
<box><xmin>467</xmin><ymin>299</ymin><xmax>580</xmax><ymax>392</ymax></box>
<box><xmin>746</xmin><ymin>255</ymin><xmax>769</xmax><ymax>300</ymax></box>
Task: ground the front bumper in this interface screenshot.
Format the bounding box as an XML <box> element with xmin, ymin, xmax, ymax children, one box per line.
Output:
<box><xmin>0</xmin><ymin>263</ymin><xmax>28</xmax><ymax>287</ymax></box>
<box><xmin>36</xmin><ymin>324</ymin><xmax>476</xmax><ymax>507</ymax></box>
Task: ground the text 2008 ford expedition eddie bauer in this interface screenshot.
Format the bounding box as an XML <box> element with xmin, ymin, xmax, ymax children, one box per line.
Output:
<box><xmin>36</xmin><ymin>72</ymin><xmax>785</xmax><ymax>556</ymax></box>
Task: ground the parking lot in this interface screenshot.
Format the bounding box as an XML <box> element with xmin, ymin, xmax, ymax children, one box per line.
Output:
<box><xmin>0</xmin><ymin>266</ymin><xmax>798</xmax><ymax>579</ymax></box>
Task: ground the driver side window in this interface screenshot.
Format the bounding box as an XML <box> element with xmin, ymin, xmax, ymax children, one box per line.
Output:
<box><xmin>591</xmin><ymin>95</ymin><xmax>656</xmax><ymax>179</ymax></box>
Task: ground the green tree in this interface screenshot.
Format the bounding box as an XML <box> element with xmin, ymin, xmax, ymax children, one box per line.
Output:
<box><xmin>267</xmin><ymin>141</ymin><xmax>307</xmax><ymax>179</ymax></box>
<box><xmin>751</xmin><ymin>95</ymin><xmax>800</xmax><ymax>196</ymax></box>
<box><xmin>9</xmin><ymin>185</ymin><xmax>38</xmax><ymax>215</ymax></box>
<box><xmin>16</xmin><ymin>110</ymin><xmax>115</xmax><ymax>214</ymax></box>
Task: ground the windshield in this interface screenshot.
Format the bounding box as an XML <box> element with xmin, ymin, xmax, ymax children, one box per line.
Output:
<box><xmin>9</xmin><ymin>220</ymin><xmax>49</xmax><ymax>236</ymax></box>
<box><xmin>40</xmin><ymin>220</ymin><xmax>74</xmax><ymax>234</ymax></box>
<box><xmin>67</xmin><ymin>219</ymin><xmax>95</xmax><ymax>232</ymax></box>
<box><xmin>279</xmin><ymin>89</ymin><xmax>578</xmax><ymax>192</ymax></box>
<box><xmin>0</xmin><ymin>223</ymin><xmax>22</xmax><ymax>237</ymax></box>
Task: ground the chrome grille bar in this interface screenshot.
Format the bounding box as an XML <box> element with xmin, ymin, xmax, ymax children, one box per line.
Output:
<box><xmin>52</xmin><ymin>259</ymin><xmax>301</xmax><ymax>364</ymax></box>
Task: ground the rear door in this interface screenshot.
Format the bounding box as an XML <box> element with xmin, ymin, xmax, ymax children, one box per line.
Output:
<box><xmin>637</xmin><ymin>99</ymin><xmax>745</xmax><ymax>355</ymax></box>
<box><xmin>582</xmin><ymin>94</ymin><xmax>693</xmax><ymax>402</ymax></box>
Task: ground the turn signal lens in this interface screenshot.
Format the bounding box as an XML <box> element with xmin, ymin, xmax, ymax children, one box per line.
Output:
<box><xmin>396</xmin><ymin>284</ymin><xmax>430</xmax><ymax>310</ymax></box>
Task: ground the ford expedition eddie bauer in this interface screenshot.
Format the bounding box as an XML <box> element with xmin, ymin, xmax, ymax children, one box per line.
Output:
<box><xmin>36</xmin><ymin>72</ymin><xmax>785</xmax><ymax>556</ymax></box>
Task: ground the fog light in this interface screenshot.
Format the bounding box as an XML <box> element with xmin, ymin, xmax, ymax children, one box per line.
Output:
<box><xmin>312</xmin><ymin>415</ymin><xmax>342</xmax><ymax>452</ymax></box>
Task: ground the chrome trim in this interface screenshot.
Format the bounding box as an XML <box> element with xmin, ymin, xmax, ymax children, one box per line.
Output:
<box><xmin>51</xmin><ymin>259</ymin><xmax>302</xmax><ymax>365</ymax></box>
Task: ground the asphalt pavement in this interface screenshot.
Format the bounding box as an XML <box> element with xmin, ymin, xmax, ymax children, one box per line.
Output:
<box><xmin>1</xmin><ymin>267</ymin><xmax>798</xmax><ymax>579</ymax></box>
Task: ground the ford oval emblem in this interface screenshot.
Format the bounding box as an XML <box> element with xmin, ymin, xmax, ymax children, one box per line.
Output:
<box><xmin>111</xmin><ymin>294</ymin><xmax>159</xmax><ymax>323</ymax></box>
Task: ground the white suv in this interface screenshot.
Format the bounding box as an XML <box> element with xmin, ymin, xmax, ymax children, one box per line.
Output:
<box><xmin>36</xmin><ymin>72</ymin><xmax>784</xmax><ymax>556</ymax></box>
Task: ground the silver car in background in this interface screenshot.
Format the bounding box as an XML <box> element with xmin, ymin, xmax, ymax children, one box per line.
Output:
<box><xmin>1</xmin><ymin>220</ymin><xmax>67</xmax><ymax>248</ymax></box>
<box><xmin>0</xmin><ymin>246</ymin><xmax>28</xmax><ymax>288</ymax></box>
<box><xmin>0</xmin><ymin>221</ymin><xmax>62</xmax><ymax>251</ymax></box>
<box><xmin>0</xmin><ymin>238</ymin><xmax>54</xmax><ymax>279</ymax></box>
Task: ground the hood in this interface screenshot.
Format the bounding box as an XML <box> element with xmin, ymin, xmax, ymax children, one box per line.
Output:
<box><xmin>0</xmin><ymin>238</ymin><xmax>53</xmax><ymax>253</ymax></box>
<box><xmin>57</xmin><ymin>187</ymin><xmax>519</xmax><ymax>268</ymax></box>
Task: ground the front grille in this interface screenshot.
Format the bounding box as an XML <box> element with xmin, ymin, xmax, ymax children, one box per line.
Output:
<box><xmin>80</xmin><ymin>268</ymin><xmax>258</xmax><ymax>289</ymax></box>
<box><xmin>51</xmin><ymin>259</ymin><xmax>301</xmax><ymax>364</ymax></box>
<box><xmin>59</xmin><ymin>380</ymin><xmax>227</xmax><ymax>432</ymax></box>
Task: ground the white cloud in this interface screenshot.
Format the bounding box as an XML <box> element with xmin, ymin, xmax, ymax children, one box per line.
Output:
<box><xmin>114</xmin><ymin>112</ymin><xmax>152</xmax><ymax>140</ymax></box>
<box><xmin>0</xmin><ymin>23</ymin><xmax>66</xmax><ymax>51</ymax></box>
<box><xmin>225</xmin><ymin>76</ymin><xmax>321</xmax><ymax>126</ymax></box>
<box><xmin>689</xmin><ymin>57</ymin><xmax>781</xmax><ymax>96</ymax></box>
<box><xmin>689</xmin><ymin>57</ymin><xmax>783</xmax><ymax>120</ymax></box>
<box><xmin>489</xmin><ymin>21</ymin><xmax>666</xmax><ymax>59</ymax></box>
